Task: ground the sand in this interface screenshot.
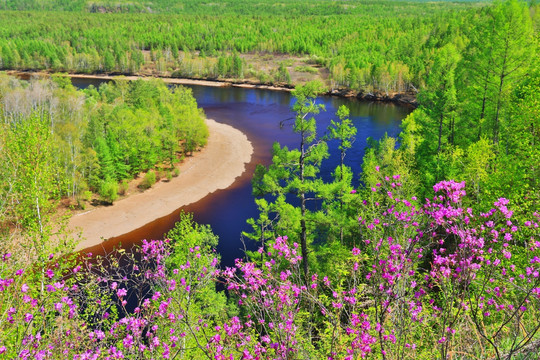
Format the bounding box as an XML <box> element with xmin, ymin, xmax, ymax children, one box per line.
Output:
<box><xmin>65</xmin><ymin>73</ymin><xmax>293</xmax><ymax>92</ymax></box>
<box><xmin>70</xmin><ymin>119</ymin><xmax>253</xmax><ymax>251</ymax></box>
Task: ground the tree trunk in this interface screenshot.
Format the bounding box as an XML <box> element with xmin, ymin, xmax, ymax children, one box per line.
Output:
<box><xmin>493</xmin><ymin>72</ymin><xmax>505</xmax><ymax>145</ymax></box>
<box><xmin>493</xmin><ymin>33</ymin><xmax>510</xmax><ymax>145</ymax></box>
<box><xmin>478</xmin><ymin>72</ymin><xmax>490</xmax><ymax>140</ymax></box>
<box><xmin>438</xmin><ymin>113</ymin><xmax>444</xmax><ymax>153</ymax></box>
<box><xmin>300</xmin><ymin>129</ymin><xmax>308</xmax><ymax>278</ymax></box>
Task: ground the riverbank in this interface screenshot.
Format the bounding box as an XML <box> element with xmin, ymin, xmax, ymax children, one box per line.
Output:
<box><xmin>70</xmin><ymin>119</ymin><xmax>253</xmax><ymax>251</ymax></box>
<box><xmin>8</xmin><ymin>71</ymin><xmax>295</xmax><ymax>92</ymax></box>
<box><xmin>8</xmin><ymin>70</ymin><xmax>417</xmax><ymax>107</ymax></box>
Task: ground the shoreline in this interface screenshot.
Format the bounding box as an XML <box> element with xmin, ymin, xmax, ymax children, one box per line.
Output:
<box><xmin>8</xmin><ymin>70</ymin><xmax>295</xmax><ymax>92</ymax></box>
<box><xmin>7</xmin><ymin>70</ymin><xmax>417</xmax><ymax>107</ymax></box>
<box><xmin>70</xmin><ymin>119</ymin><xmax>253</xmax><ymax>251</ymax></box>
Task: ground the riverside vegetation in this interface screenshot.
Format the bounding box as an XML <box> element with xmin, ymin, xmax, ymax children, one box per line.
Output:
<box><xmin>0</xmin><ymin>0</ymin><xmax>539</xmax><ymax>358</ymax></box>
<box><xmin>0</xmin><ymin>74</ymin><xmax>208</xmax><ymax>252</ymax></box>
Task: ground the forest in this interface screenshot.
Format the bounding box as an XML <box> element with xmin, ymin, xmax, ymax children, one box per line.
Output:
<box><xmin>0</xmin><ymin>0</ymin><xmax>539</xmax><ymax>358</ymax></box>
<box><xmin>0</xmin><ymin>75</ymin><xmax>207</xmax><ymax>249</ymax></box>
<box><xmin>0</xmin><ymin>0</ymin><xmax>507</xmax><ymax>94</ymax></box>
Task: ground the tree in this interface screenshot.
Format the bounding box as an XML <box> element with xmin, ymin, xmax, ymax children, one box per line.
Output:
<box><xmin>460</xmin><ymin>0</ymin><xmax>535</xmax><ymax>144</ymax></box>
<box><xmin>328</xmin><ymin>105</ymin><xmax>356</xmax><ymax>182</ymax></box>
<box><xmin>418</xmin><ymin>43</ymin><xmax>460</xmax><ymax>154</ymax></box>
<box><xmin>250</xmin><ymin>81</ymin><xmax>328</xmax><ymax>277</ymax></box>
<box><xmin>232</xmin><ymin>53</ymin><xmax>243</xmax><ymax>78</ymax></box>
<box><xmin>1</xmin><ymin>111</ymin><xmax>61</xmax><ymax>256</ymax></box>
<box><xmin>103</xmin><ymin>51</ymin><xmax>116</xmax><ymax>72</ymax></box>
<box><xmin>323</xmin><ymin>105</ymin><xmax>357</xmax><ymax>243</ymax></box>
<box><xmin>487</xmin><ymin>0</ymin><xmax>535</xmax><ymax>144</ymax></box>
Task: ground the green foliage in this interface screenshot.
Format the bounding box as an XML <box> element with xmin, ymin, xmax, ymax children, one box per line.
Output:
<box><xmin>459</xmin><ymin>0</ymin><xmax>535</xmax><ymax>144</ymax></box>
<box><xmin>99</xmin><ymin>180</ymin><xmax>118</xmax><ymax>204</ymax></box>
<box><xmin>118</xmin><ymin>179</ymin><xmax>129</xmax><ymax>195</ymax></box>
<box><xmin>418</xmin><ymin>43</ymin><xmax>460</xmax><ymax>154</ymax></box>
<box><xmin>384</xmin><ymin>0</ymin><xmax>539</xmax><ymax>210</ymax></box>
<box><xmin>84</xmin><ymin>78</ymin><xmax>207</xmax><ymax>189</ymax></box>
<box><xmin>274</xmin><ymin>62</ymin><xmax>291</xmax><ymax>85</ymax></box>
<box><xmin>0</xmin><ymin>0</ymin><xmax>485</xmax><ymax>92</ymax></box>
<box><xmin>0</xmin><ymin>111</ymin><xmax>58</xmax><ymax>241</ymax></box>
<box><xmin>167</xmin><ymin>212</ymin><xmax>219</xmax><ymax>257</ymax></box>
<box><xmin>0</xmin><ymin>74</ymin><xmax>206</xmax><ymax>221</ymax></box>
<box><xmin>294</xmin><ymin>65</ymin><xmax>318</xmax><ymax>74</ymax></box>
<box><xmin>165</xmin><ymin>213</ymin><xmax>230</xmax><ymax>351</ymax></box>
<box><xmin>249</xmin><ymin>81</ymin><xmax>329</xmax><ymax>274</ymax></box>
<box><xmin>140</xmin><ymin>170</ymin><xmax>156</xmax><ymax>189</ymax></box>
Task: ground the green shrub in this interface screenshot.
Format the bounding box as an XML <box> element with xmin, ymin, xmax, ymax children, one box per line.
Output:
<box><xmin>140</xmin><ymin>170</ymin><xmax>156</xmax><ymax>189</ymax></box>
<box><xmin>81</xmin><ymin>190</ymin><xmax>92</xmax><ymax>202</ymax></box>
<box><xmin>76</xmin><ymin>199</ymin><xmax>86</xmax><ymax>210</ymax></box>
<box><xmin>99</xmin><ymin>180</ymin><xmax>119</xmax><ymax>204</ymax></box>
<box><xmin>118</xmin><ymin>179</ymin><xmax>130</xmax><ymax>195</ymax></box>
<box><xmin>294</xmin><ymin>65</ymin><xmax>318</xmax><ymax>74</ymax></box>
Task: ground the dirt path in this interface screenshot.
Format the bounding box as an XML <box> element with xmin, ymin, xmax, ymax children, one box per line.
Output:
<box><xmin>70</xmin><ymin>119</ymin><xmax>253</xmax><ymax>251</ymax></box>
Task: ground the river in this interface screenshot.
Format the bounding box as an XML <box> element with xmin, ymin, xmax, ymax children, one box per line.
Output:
<box><xmin>71</xmin><ymin>78</ymin><xmax>412</xmax><ymax>267</ymax></box>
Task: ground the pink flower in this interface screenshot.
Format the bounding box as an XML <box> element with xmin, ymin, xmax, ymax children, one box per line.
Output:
<box><xmin>24</xmin><ymin>313</ymin><xmax>33</xmax><ymax>322</ymax></box>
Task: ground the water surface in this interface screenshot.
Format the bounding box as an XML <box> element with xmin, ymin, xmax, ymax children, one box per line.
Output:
<box><xmin>72</xmin><ymin>78</ymin><xmax>411</xmax><ymax>267</ymax></box>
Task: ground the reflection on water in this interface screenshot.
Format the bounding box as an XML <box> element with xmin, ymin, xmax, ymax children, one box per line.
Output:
<box><xmin>71</xmin><ymin>78</ymin><xmax>412</xmax><ymax>267</ymax></box>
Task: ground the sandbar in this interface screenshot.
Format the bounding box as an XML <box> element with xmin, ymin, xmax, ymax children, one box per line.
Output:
<box><xmin>71</xmin><ymin>119</ymin><xmax>253</xmax><ymax>251</ymax></box>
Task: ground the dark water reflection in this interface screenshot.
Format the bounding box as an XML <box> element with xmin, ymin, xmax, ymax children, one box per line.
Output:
<box><xmin>72</xmin><ymin>78</ymin><xmax>412</xmax><ymax>267</ymax></box>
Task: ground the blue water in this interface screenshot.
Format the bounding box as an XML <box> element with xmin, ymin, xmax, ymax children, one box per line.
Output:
<box><xmin>72</xmin><ymin>79</ymin><xmax>411</xmax><ymax>267</ymax></box>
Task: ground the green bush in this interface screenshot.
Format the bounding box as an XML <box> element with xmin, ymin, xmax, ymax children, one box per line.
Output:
<box><xmin>99</xmin><ymin>180</ymin><xmax>119</xmax><ymax>204</ymax></box>
<box><xmin>294</xmin><ymin>65</ymin><xmax>318</xmax><ymax>74</ymax></box>
<box><xmin>118</xmin><ymin>179</ymin><xmax>130</xmax><ymax>195</ymax></box>
<box><xmin>140</xmin><ymin>170</ymin><xmax>156</xmax><ymax>189</ymax></box>
<box><xmin>81</xmin><ymin>190</ymin><xmax>92</xmax><ymax>202</ymax></box>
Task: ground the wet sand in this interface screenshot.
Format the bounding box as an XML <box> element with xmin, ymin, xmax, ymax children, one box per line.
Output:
<box><xmin>70</xmin><ymin>119</ymin><xmax>253</xmax><ymax>251</ymax></box>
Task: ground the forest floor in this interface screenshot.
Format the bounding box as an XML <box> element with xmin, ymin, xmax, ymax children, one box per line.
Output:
<box><xmin>68</xmin><ymin>119</ymin><xmax>253</xmax><ymax>251</ymax></box>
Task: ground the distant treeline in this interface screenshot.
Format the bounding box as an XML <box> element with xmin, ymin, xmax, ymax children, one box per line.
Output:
<box><xmin>0</xmin><ymin>0</ymin><xmax>486</xmax><ymax>15</ymax></box>
<box><xmin>0</xmin><ymin>0</ymin><xmax>506</xmax><ymax>93</ymax></box>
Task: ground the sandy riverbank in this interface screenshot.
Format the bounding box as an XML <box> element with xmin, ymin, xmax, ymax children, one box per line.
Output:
<box><xmin>10</xmin><ymin>71</ymin><xmax>417</xmax><ymax>106</ymax></box>
<box><xmin>70</xmin><ymin>119</ymin><xmax>253</xmax><ymax>251</ymax></box>
<box><xmin>67</xmin><ymin>73</ymin><xmax>294</xmax><ymax>92</ymax></box>
<box><xmin>11</xmin><ymin>71</ymin><xmax>294</xmax><ymax>92</ymax></box>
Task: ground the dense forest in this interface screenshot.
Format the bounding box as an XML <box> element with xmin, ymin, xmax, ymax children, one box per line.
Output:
<box><xmin>0</xmin><ymin>0</ymin><xmax>521</xmax><ymax>93</ymax></box>
<box><xmin>0</xmin><ymin>0</ymin><xmax>539</xmax><ymax>358</ymax></box>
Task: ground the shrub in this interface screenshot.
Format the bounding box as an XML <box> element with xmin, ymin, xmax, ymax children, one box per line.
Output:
<box><xmin>81</xmin><ymin>190</ymin><xmax>92</xmax><ymax>202</ymax></box>
<box><xmin>140</xmin><ymin>170</ymin><xmax>156</xmax><ymax>189</ymax></box>
<box><xmin>294</xmin><ymin>65</ymin><xmax>318</xmax><ymax>74</ymax></box>
<box><xmin>1</xmin><ymin>179</ymin><xmax>539</xmax><ymax>359</ymax></box>
<box><xmin>118</xmin><ymin>179</ymin><xmax>129</xmax><ymax>195</ymax></box>
<box><xmin>99</xmin><ymin>180</ymin><xmax>118</xmax><ymax>204</ymax></box>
